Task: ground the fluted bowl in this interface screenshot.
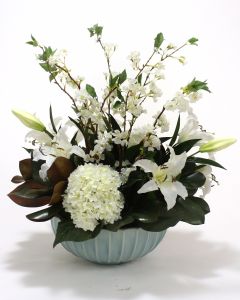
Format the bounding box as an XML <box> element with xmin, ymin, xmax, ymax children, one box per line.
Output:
<box><xmin>51</xmin><ymin>217</ymin><xmax>166</xmax><ymax>264</ymax></box>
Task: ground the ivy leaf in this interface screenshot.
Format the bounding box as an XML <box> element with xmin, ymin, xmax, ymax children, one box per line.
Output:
<box><xmin>53</xmin><ymin>220</ymin><xmax>101</xmax><ymax>247</ymax></box>
<box><xmin>174</xmin><ymin>139</ymin><xmax>201</xmax><ymax>154</ymax></box>
<box><xmin>86</xmin><ymin>84</ymin><xmax>97</xmax><ymax>98</ymax></box>
<box><xmin>169</xmin><ymin>115</ymin><xmax>180</xmax><ymax>146</ymax></box>
<box><xmin>188</xmin><ymin>37</ymin><xmax>198</xmax><ymax>46</ymax></box>
<box><xmin>154</xmin><ymin>32</ymin><xmax>164</xmax><ymax>49</ymax></box>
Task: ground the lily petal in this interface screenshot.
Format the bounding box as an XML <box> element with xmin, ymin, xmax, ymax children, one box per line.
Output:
<box><xmin>159</xmin><ymin>181</ymin><xmax>178</xmax><ymax>210</ymax></box>
<box><xmin>166</xmin><ymin>147</ymin><xmax>187</xmax><ymax>177</ymax></box>
<box><xmin>137</xmin><ymin>179</ymin><xmax>158</xmax><ymax>194</ymax></box>
<box><xmin>134</xmin><ymin>159</ymin><xmax>158</xmax><ymax>173</ymax></box>
<box><xmin>172</xmin><ymin>181</ymin><xmax>188</xmax><ymax>199</ymax></box>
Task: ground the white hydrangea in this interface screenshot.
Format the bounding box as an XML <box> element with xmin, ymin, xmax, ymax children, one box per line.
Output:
<box><xmin>63</xmin><ymin>164</ymin><xmax>124</xmax><ymax>231</ymax></box>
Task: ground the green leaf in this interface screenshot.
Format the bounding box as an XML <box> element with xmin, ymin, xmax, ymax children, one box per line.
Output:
<box><xmin>88</xmin><ymin>24</ymin><xmax>103</xmax><ymax>37</ymax></box>
<box><xmin>177</xmin><ymin>197</ymin><xmax>206</xmax><ymax>225</ymax></box>
<box><xmin>104</xmin><ymin>215</ymin><xmax>134</xmax><ymax>231</ymax></box>
<box><xmin>39</xmin><ymin>62</ymin><xmax>51</xmax><ymax>72</ymax></box>
<box><xmin>154</xmin><ymin>32</ymin><xmax>164</xmax><ymax>49</ymax></box>
<box><xmin>160</xmin><ymin>137</ymin><xmax>171</xmax><ymax>143</ymax></box>
<box><xmin>49</xmin><ymin>105</ymin><xmax>57</xmax><ymax>133</ymax></box>
<box><xmin>86</xmin><ymin>84</ymin><xmax>97</xmax><ymax>98</ymax></box>
<box><xmin>53</xmin><ymin>220</ymin><xmax>101</xmax><ymax>247</ymax></box>
<box><xmin>139</xmin><ymin>216</ymin><xmax>179</xmax><ymax>231</ymax></box>
<box><xmin>125</xmin><ymin>143</ymin><xmax>143</xmax><ymax>163</ymax></box>
<box><xmin>132</xmin><ymin>194</ymin><xmax>162</xmax><ymax>223</ymax></box>
<box><xmin>26</xmin><ymin>203</ymin><xmax>62</xmax><ymax>222</ymax></box>
<box><xmin>183</xmin><ymin>77</ymin><xmax>211</xmax><ymax>94</ymax></box>
<box><xmin>180</xmin><ymin>172</ymin><xmax>206</xmax><ymax>189</ymax></box>
<box><xmin>188</xmin><ymin>37</ymin><xmax>198</xmax><ymax>46</ymax></box>
<box><xmin>137</xmin><ymin>74</ymin><xmax>142</xmax><ymax>84</ymax></box>
<box><xmin>26</xmin><ymin>35</ymin><xmax>38</xmax><ymax>47</ymax></box>
<box><xmin>109</xmin><ymin>74</ymin><xmax>119</xmax><ymax>88</ymax></box>
<box><xmin>118</xmin><ymin>70</ymin><xmax>127</xmax><ymax>85</ymax></box>
<box><xmin>174</xmin><ymin>139</ymin><xmax>201</xmax><ymax>154</ymax></box>
<box><xmin>169</xmin><ymin>115</ymin><xmax>180</xmax><ymax>146</ymax></box>
<box><xmin>116</xmin><ymin>89</ymin><xmax>124</xmax><ymax>102</ymax></box>
<box><xmin>108</xmin><ymin>114</ymin><xmax>121</xmax><ymax>131</ymax></box>
<box><xmin>113</xmin><ymin>100</ymin><xmax>121</xmax><ymax>109</ymax></box>
<box><xmin>188</xmin><ymin>157</ymin><xmax>226</xmax><ymax>169</ymax></box>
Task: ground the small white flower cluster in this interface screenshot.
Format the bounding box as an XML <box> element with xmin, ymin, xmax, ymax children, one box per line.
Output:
<box><xmin>128</xmin><ymin>51</ymin><xmax>141</xmax><ymax>70</ymax></box>
<box><xmin>48</xmin><ymin>49</ymin><xmax>67</xmax><ymax>67</ymax></box>
<box><xmin>154</xmin><ymin>112</ymin><xmax>170</xmax><ymax>133</ymax></box>
<box><xmin>103</xmin><ymin>43</ymin><xmax>116</xmax><ymax>58</ymax></box>
<box><xmin>164</xmin><ymin>91</ymin><xmax>202</xmax><ymax>114</ymax></box>
<box><xmin>63</xmin><ymin>164</ymin><xmax>124</xmax><ymax>231</ymax></box>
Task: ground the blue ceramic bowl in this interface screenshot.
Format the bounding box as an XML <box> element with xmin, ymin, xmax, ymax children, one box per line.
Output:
<box><xmin>51</xmin><ymin>217</ymin><xmax>166</xmax><ymax>264</ymax></box>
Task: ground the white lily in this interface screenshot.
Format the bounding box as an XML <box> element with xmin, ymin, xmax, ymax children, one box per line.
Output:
<box><xmin>134</xmin><ymin>147</ymin><xmax>188</xmax><ymax>209</ymax></box>
<box><xmin>33</xmin><ymin>127</ymin><xmax>85</xmax><ymax>181</ymax></box>
<box><xmin>178</xmin><ymin>118</ymin><xmax>213</xmax><ymax>144</ymax></box>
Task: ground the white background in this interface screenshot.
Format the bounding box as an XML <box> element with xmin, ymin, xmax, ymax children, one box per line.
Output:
<box><xmin>0</xmin><ymin>0</ymin><xmax>240</xmax><ymax>299</ymax></box>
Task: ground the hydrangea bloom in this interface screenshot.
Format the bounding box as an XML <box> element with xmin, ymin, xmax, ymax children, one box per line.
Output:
<box><xmin>63</xmin><ymin>164</ymin><xmax>124</xmax><ymax>231</ymax></box>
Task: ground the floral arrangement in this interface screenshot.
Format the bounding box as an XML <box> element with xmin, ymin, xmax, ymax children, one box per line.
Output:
<box><xmin>8</xmin><ymin>25</ymin><xmax>235</xmax><ymax>247</ymax></box>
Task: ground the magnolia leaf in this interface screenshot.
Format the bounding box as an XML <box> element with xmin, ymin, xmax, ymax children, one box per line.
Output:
<box><xmin>11</xmin><ymin>175</ymin><xmax>24</xmax><ymax>184</ymax></box>
<box><xmin>19</xmin><ymin>159</ymin><xmax>32</xmax><ymax>180</ymax></box>
<box><xmin>50</xmin><ymin>181</ymin><xmax>67</xmax><ymax>205</ymax></box>
<box><xmin>47</xmin><ymin>157</ymin><xmax>75</xmax><ymax>185</ymax></box>
<box><xmin>8</xmin><ymin>181</ymin><xmax>51</xmax><ymax>207</ymax></box>
<box><xmin>26</xmin><ymin>203</ymin><xmax>62</xmax><ymax>222</ymax></box>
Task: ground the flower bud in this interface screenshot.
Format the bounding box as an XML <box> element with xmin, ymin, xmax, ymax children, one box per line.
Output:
<box><xmin>12</xmin><ymin>109</ymin><xmax>46</xmax><ymax>132</ymax></box>
<box><xmin>199</xmin><ymin>138</ymin><xmax>236</xmax><ymax>153</ymax></box>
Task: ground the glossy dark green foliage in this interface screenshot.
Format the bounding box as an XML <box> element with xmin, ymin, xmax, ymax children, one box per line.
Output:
<box><xmin>125</xmin><ymin>143</ymin><xmax>143</xmax><ymax>163</ymax></box>
<box><xmin>26</xmin><ymin>203</ymin><xmax>62</xmax><ymax>222</ymax></box>
<box><xmin>174</xmin><ymin>139</ymin><xmax>201</xmax><ymax>154</ymax></box>
<box><xmin>169</xmin><ymin>115</ymin><xmax>180</xmax><ymax>146</ymax></box>
<box><xmin>53</xmin><ymin>220</ymin><xmax>101</xmax><ymax>247</ymax></box>
<box><xmin>180</xmin><ymin>172</ymin><xmax>206</xmax><ymax>189</ymax></box>
<box><xmin>188</xmin><ymin>157</ymin><xmax>226</xmax><ymax>169</ymax></box>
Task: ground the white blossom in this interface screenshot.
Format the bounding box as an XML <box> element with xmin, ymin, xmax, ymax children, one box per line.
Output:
<box><xmin>103</xmin><ymin>43</ymin><xmax>116</xmax><ymax>58</ymax></box>
<box><xmin>154</xmin><ymin>112</ymin><xmax>170</xmax><ymax>133</ymax></box>
<box><xmin>63</xmin><ymin>164</ymin><xmax>124</xmax><ymax>231</ymax></box>
<box><xmin>48</xmin><ymin>49</ymin><xmax>67</xmax><ymax>67</ymax></box>
<box><xmin>112</xmin><ymin>130</ymin><xmax>128</xmax><ymax>146</ymax></box>
<box><xmin>165</xmin><ymin>92</ymin><xmax>191</xmax><ymax>113</ymax></box>
<box><xmin>128</xmin><ymin>51</ymin><xmax>141</xmax><ymax>70</ymax></box>
<box><xmin>189</xmin><ymin>91</ymin><xmax>202</xmax><ymax>103</ymax></box>
<box><xmin>148</xmin><ymin>81</ymin><xmax>163</xmax><ymax>102</ymax></box>
<box><xmin>134</xmin><ymin>147</ymin><xmax>188</xmax><ymax>209</ymax></box>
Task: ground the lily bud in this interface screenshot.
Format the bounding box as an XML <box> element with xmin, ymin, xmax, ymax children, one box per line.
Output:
<box><xmin>12</xmin><ymin>109</ymin><xmax>46</xmax><ymax>132</ymax></box>
<box><xmin>199</xmin><ymin>138</ymin><xmax>236</xmax><ymax>153</ymax></box>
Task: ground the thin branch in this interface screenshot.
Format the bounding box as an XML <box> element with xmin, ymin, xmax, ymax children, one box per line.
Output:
<box><xmin>161</xmin><ymin>43</ymin><xmax>187</xmax><ymax>61</ymax></box>
<box><xmin>55</xmin><ymin>64</ymin><xmax>81</xmax><ymax>89</ymax></box>
<box><xmin>153</xmin><ymin>107</ymin><xmax>165</xmax><ymax>127</ymax></box>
